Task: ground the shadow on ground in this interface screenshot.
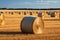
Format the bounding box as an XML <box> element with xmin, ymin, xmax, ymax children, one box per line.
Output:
<box><xmin>0</xmin><ymin>32</ymin><xmax>23</xmax><ymax>34</ymax></box>
<box><xmin>0</xmin><ymin>32</ymin><xmax>33</xmax><ymax>34</ymax></box>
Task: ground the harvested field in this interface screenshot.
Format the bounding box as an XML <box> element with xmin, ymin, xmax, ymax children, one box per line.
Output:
<box><xmin>0</xmin><ymin>10</ymin><xmax>60</xmax><ymax>40</ymax></box>
<box><xmin>0</xmin><ymin>32</ymin><xmax>60</xmax><ymax>40</ymax></box>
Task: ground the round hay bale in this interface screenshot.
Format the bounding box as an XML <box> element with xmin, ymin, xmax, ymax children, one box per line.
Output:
<box><xmin>20</xmin><ymin>16</ymin><xmax>44</xmax><ymax>34</ymax></box>
<box><xmin>0</xmin><ymin>14</ymin><xmax>4</xmax><ymax>25</ymax></box>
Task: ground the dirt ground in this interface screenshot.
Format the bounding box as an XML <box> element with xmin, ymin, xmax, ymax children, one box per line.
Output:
<box><xmin>0</xmin><ymin>32</ymin><xmax>60</xmax><ymax>40</ymax></box>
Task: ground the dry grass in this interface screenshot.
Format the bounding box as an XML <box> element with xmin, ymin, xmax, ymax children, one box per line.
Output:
<box><xmin>0</xmin><ymin>13</ymin><xmax>60</xmax><ymax>40</ymax></box>
<box><xmin>0</xmin><ymin>33</ymin><xmax>60</xmax><ymax>40</ymax></box>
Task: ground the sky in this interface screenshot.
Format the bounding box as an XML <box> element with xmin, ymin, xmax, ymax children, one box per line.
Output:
<box><xmin>0</xmin><ymin>0</ymin><xmax>60</xmax><ymax>8</ymax></box>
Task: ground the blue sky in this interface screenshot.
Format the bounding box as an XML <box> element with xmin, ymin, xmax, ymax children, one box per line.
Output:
<box><xmin>0</xmin><ymin>0</ymin><xmax>60</xmax><ymax>8</ymax></box>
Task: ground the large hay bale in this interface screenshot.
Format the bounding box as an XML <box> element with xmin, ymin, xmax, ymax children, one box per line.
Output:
<box><xmin>21</xmin><ymin>16</ymin><xmax>44</xmax><ymax>34</ymax></box>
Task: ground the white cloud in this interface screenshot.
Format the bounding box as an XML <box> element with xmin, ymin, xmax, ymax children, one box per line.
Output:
<box><xmin>35</xmin><ymin>0</ymin><xmax>59</xmax><ymax>4</ymax></box>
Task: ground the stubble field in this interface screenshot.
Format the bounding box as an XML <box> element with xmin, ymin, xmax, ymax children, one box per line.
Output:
<box><xmin>0</xmin><ymin>32</ymin><xmax>60</xmax><ymax>40</ymax></box>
